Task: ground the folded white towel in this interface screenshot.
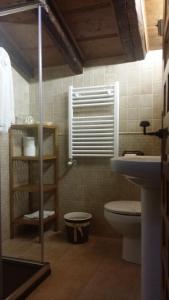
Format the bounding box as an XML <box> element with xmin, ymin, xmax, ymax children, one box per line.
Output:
<box><xmin>24</xmin><ymin>210</ymin><xmax>55</xmax><ymax>220</ymax></box>
<box><xmin>124</xmin><ymin>154</ymin><xmax>137</xmax><ymax>157</ymax></box>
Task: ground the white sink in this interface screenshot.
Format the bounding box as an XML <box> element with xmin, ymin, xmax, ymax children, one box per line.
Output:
<box><xmin>111</xmin><ymin>155</ymin><xmax>161</xmax><ymax>300</ymax></box>
<box><xmin>111</xmin><ymin>156</ymin><xmax>161</xmax><ymax>188</ymax></box>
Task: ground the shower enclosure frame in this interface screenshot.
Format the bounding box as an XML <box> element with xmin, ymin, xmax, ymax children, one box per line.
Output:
<box><xmin>0</xmin><ymin>1</ymin><xmax>50</xmax><ymax>299</ymax></box>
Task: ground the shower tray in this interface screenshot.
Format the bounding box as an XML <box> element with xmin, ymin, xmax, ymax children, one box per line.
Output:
<box><xmin>1</xmin><ymin>257</ymin><xmax>51</xmax><ymax>299</ymax></box>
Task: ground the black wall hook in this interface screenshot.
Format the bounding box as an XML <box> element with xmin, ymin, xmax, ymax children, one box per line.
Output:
<box><xmin>140</xmin><ymin>121</ymin><xmax>168</xmax><ymax>139</ymax></box>
<box><xmin>140</xmin><ymin>121</ymin><xmax>150</xmax><ymax>135</ymax></box>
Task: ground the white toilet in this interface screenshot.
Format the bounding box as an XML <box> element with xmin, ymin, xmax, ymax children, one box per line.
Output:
<box><xmin>104</xmin><ymin>200</ymin><xmax>141</xmax><ymax>264</ymax></box>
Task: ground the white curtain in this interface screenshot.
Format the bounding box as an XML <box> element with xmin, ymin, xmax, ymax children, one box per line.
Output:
<box><xmin>0</xmin><ymin>47</ymin><xmax>14</xmax><ymax>132</ymax></box>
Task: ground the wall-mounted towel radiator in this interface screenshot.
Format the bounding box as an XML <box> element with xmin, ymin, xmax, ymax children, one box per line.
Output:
<box><xmin>68</xmin><ymin>83</ymin><xmax>119</xmax><ymax>160</ymax></box>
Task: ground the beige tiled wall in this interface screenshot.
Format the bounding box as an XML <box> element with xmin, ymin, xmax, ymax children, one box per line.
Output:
<box><xmin>0</xmin><ymin>68</ymin><xmax>30</xmax><ymax>240</ymax></box>
<box><xmin>1</xmin><ymin>50</ymin><xmax>162</xmax><ymax>240</ymax></box>
<box><xmin>30</xmin><ymin>50</ymin><xmax>162</xmax><ymax>237</ymax></box>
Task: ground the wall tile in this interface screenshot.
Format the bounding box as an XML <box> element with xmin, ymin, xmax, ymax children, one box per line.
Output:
<box><xmin>139</xmin><ymin>94</ymin><xmax>153</xmax><ymax>107</ymax></box>
<box><xmin>27</xmin><ymin>50</ymin><xmax>163</xmax><ymax>238</ymax></box>
<box><xmin>139</xmin><ymin>107</ymin><xmax>153</xmax><ymax>120</ymax></box>
<box><xmin>140</xmin><ymin>71</ymin><xmax>153</xmax><ymax>94</ymax></box>
<box><xmin>120</xmin><ymin>96</ymin><xmax>128</xmax><ymax>109</ymax></box>
<box><xmin>127</xmin><ymin>120</ymin><xmax>140</xmax><ymax>132</ymax></box>
<box><xmin>119</xmin><ymin>120</ymin><xmax>127</xmax><ymax>132</ymax></box>
<box><xmin>128</xmin><ymin>108</ymin><xmax>139</xmax><ymax>120</ymax></box>
<box><xmin>128</xmin><ymin>95</ymin><xmax>139</xmax><ymax>108</ymax></box>
<box><xmin>119</xmin><ymin>107</ymin><xmax>127</xmax><ymax>121</ymax></box>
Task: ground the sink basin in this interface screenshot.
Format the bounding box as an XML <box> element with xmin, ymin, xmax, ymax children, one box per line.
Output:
<box><xmin>110</xmin><ymin>155</ymin><xmax>161</xmax><ymax>300</ymax></box>
<box><xmin>111</xmin><ymin>156</ymin><xmax>161</xmax><ymax>188</ymax></box>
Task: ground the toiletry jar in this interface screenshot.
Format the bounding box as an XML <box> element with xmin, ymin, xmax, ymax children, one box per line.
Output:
<box><xmin>23</xmin><ymin>137</ymin><xmax>36</xmax><ymax>156</ymax></box>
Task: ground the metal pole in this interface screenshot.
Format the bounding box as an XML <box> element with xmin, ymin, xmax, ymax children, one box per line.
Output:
<box><xmin>38</xmin><ymin>4</ymin><xmax>44</xmax><ymax>263</ymax></box>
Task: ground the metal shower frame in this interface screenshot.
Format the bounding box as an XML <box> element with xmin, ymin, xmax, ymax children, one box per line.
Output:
<box><xmin>0</xmin><ymin>0</ymin><xmax>45</xmax><ymax>263</ymax></box>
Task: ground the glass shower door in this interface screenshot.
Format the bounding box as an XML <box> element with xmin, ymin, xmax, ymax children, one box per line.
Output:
<box><xmin>0</xmin><ymin>3</ymin><xmax>47</xmax><ymax>299</ymax></box>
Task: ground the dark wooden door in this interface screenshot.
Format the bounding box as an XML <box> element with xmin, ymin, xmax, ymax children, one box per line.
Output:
<box><xmin>161</xmin><ymin>1</ymin><xmax>169</xmax><ymax>298</ymax></box>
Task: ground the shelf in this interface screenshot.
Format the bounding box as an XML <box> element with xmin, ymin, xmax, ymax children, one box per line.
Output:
<box><xmin>9</xmin><ymin>123</ymin><xmax>58</xmax><ymax>238</ymax></box>
<box><xmin>14</xmin><ymin>213</ymin><xmax>57</xmax><ymax>226</ymax></box>
<box><xmin>13</xmin><ymin>184</ymin><xmax>57</xmax><ymax>193</ymax></box>
<box><xmin>12</xmin><ymin>155</ymin><xmax>57</xmax><ymax>161</ymax></box>
<box><xmin>10</xmin><ymin>124</ymin><xmax>56</xmax><ymax>130</ymax></box>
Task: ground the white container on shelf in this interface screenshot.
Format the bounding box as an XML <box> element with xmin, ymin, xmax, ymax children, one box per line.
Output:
<box><xmin>23</xmin><ymin>137</ymin><xmax>36</xmax><ymax>156</ymax></box>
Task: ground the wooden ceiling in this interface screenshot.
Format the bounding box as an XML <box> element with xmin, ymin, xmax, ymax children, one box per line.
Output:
<box><xmin>0</xmin><ymin>0</ymin><xmax>162</xmax><ymax>79</ymax></box>
<box><xmin>47</xmin><ymin>0</ymin><xmax>147</xmax><ymax>66</ymax></box>
<box><xmin>54</xmin><ymin>0</ymin><xmax>123</xmax><ymax>60</ymax></box>
<box><xmin>144</xmin><ymin>0</ymin><xmax>163</xmax><ymax>50</ymax></box>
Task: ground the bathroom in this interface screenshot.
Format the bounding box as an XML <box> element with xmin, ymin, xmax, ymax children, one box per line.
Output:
<box><xmin>0</xmin><ymin>1</ymin><xmax>166</xmax><ymax>300</ymax></box>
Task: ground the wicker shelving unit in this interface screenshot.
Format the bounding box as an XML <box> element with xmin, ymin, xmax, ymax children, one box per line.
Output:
<box><xmin>9</xmin><ymin>124</ymin><xmax>58</xmax><ymax>238</ymax></box>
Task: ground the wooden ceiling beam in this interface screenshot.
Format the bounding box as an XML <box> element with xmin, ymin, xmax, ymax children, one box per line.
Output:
<box><xmin>112</xmin><ymin>0</ymin><xmax>147</xmax><ymax>61</ymax></box>
<box><xmin>76</xmin><ymin>33</ymin><xmax>118</xmax><ymax>43</ymax></box>
<box><xmin>42</xmin><ymin>1</ymin><xmax>84</xmax><ymax>74</ymax></box>
<box><xmin>85</xmin><ymin>54</ymin><xmax>128</xmax><ymax>67</ymax></box>
<box><xmin>61</xmin><ymin>2</ymin><xmax>111</xmax><ymax>15</ymax></box>
<box><xmin>0</xmin><ymin>1</ymin><xmax>83</xmax><ymax>76</ymax></box>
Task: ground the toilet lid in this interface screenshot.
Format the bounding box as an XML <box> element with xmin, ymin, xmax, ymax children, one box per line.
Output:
<box><xmin>104</xmin><ymin>201</ymin><xmax>141</xmax><ymax>216</ymax></box>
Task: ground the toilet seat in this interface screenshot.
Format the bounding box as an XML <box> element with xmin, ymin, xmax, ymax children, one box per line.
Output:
<box><xmin>104</xmin><ymin>201</ymin><xmax>141</xmax><ymax>216</ymax></box>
